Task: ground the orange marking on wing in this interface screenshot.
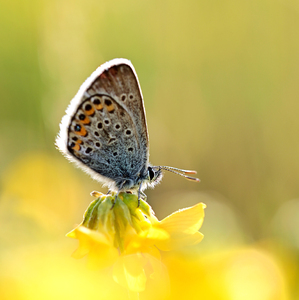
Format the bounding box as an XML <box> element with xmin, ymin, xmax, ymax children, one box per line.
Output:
<box><xmin>94</xmin><ymin>103</ymin><xmax>103</xmax><ymax>111</ymax></box>
<box><xmin>77</xmin><ymin>126</ymin><xmax>87</xmax><ymax>136</ymax></box>
<box><xmin>73</xmin><ymin>143</ymin><xmax>81</xmax><ymax>151</ymax></box>
<box><xmin>77</xmin><ymin>139</ymin><xmax>83</xmax><ymax>144</ymax></box>
<box><xmin>107</xmin><ymin>104</ymin><xmax>115</xmax><ymax>112</ymax></box>
<box><xmin>85</xmin><ymin>106</ymin><xmax>95</xmax><ymax>116</ymax></box>
<box><xmin>79</xmin><ymin>115</ymin><xmax>90</xmax><ymax>125</ymax></box>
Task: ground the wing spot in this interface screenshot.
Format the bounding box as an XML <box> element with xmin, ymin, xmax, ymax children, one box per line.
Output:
<box><xmin>74</xmin><ymin>124</ymin><xmax>88</xmax><ymax>137</ymax></box>
<box><xmin>72</xmin><ymin>136</ymin><xmax>78</xmax><ymax>141</ymax></box>
<box><xmin>84</xmin><ymin>103</ymin><xmax>95</xmax><ymax>116</ymax></box>
<box><xmin>129</xmin><ymin>93</ymin><xmax>134</xmax><ymax>100</ymax></box>
<box><xmin>94</xmin><ymin>131</ymin><xmax>99</xmax><ymax>136</ymax></box>
<box><xmin>104</xmin><ymin>119</ymin><xmax>110</xmax><ymax>125</ymax></box>
<box><xmin>95</xmin><ymin>142</ymin><xmax>101</xmax><ymax>148</ymax></box>
<box><xmin>74</xmin><ymin>124</ymin><xmax>88</xmax><ymax>136</ymax></box>
<box><xmin>114</xmin><ymin>123</ymin><xmax>121</xmax><ymax>130</ymax></box>
<box><xmin>85</xmin><ymin>104</ymin><xmax>92</xmax><ymax>111</ymax></box>
<box><xmin>86</xmin><ymin>147</ymin><xmax>93</xmax><ymax>154</ymax></box>
<box><xmin>75</xmin><ymin>124</ymin><xmax>81</xmax><ymax>132</ymax></box>
<box><xmin>104</xmin><ymin>98</ymin><xmax>115</xmax><ymax>113</ymax></box>
<box><xmin>113</xmin><ymin>152</ymin><xmax>118</xmax><ymax>157</ymax></box>
<box><xmin>92</xmin><ymin>96</ymin><xmax>103</xmax><ymax>111</ymax></box>
<box><xmin>121</xmin><ymin>94</ymin><xmax>127</xmax><ymax>101</ymax></box>
<box><xmin>78</xmin><ymin>113</ymin><xmax>91</xmax><ymax>125</ymax></box>
<box><xmin>104</xmin><ymin>99</ymin><xmax>112</xmax><ymax>106</ymax></box>
<box><xmin>93</xmin><ymin>98</ymin><xmax>100</xmax><ymax>105</ymax></box>
<box><xmin>97</xmin><ymin>122</ymin><xmax>103</xmax><ymax>129</ymax></box>
<box><xmin>70</xmin><ymin>141</ymin><xmax>80</xmax><ymax>151</ymax></box>
<box><xmin>128</xmin><ymin>147</ymin><xmax>133</xmax><ymax>152</ymax></box>
<box><xmin>125</xmin><ymin>129</ymin><xmax>132</xmax><ymax>136</ymax></box>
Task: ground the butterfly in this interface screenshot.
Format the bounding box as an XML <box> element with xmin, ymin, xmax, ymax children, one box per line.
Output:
<box><xmin>56</xmin><ymin>58</ymin><xmax>199</xmax><ymax>201</ymax></box>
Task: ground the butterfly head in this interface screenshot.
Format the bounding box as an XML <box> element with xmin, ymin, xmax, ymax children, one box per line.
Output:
<box><xmin>146</xmin><ymin>166</ymin><xmax>163</xmax><ymax>187</ymax></box>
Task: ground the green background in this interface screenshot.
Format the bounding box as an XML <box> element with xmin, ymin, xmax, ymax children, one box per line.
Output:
<box><xmin>0</xmin><ymin>0</ymin><xmax>298</xmax><ymax>299</ymax></box>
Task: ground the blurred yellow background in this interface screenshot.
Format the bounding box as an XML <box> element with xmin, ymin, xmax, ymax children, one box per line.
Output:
<box><xmin>0</xmin><ymin>0</ymin><xmax>298</xmax><ymax>299</ymax></box>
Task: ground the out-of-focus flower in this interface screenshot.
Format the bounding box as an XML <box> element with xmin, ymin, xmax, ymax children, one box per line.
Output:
<box><xmin>164</xmin><ymin>247</ymin><xmax>288</xmax><ymax>300</ymax></box>
<box><xmin>67</xmin><ymin>192</ymin><xmax>206</xmax><ymax>293</ymax></box>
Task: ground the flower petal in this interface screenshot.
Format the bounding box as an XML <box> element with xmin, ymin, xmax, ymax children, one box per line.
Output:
<box><xmin>68</xmin><ymin>226</ymin><xmax>115</xmax><ymax>260</ymax></box>
<box><xmin>155</xmin><ymin>231</ymin><xmax>204</xmax><ymax>251</ymax></box>
<box><xmin>87</xmin><ymin>243</ymin><xmax>119</xmax><ymax>269</ymax></box>
<box><xmin>113</xmin><ymin>254</ymin><xmax>147</xmax><ymax>292</ymax></box>
<box><xmin>160</xmin><ymin>202</ymin><xmax>206</xmax><ymax>234</ymax></box>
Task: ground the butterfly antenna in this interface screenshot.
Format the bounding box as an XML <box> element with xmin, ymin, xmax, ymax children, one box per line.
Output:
<box><xmin>160</xmin><ymin>166</ymin><xmax>198</xmax><ymax>175</ymax></box>
<box><xmin>159</xmin><ymin>166</ymin><xmax>200</xmax><ymax>182</ymax></box>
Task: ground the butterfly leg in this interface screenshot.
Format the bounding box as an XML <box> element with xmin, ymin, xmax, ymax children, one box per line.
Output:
<box><xmin>111</xmin><ymin>191</ymin><xmax>119</xmax><ymax>209</ymax></box>
<box><xmin>137</xmin><ymin>182</ymin><xmax>144</xmax><ymax>207</ymax></box>
<box><xmin>140</xmin><ymin>191</ymin><xmax>147</xmax><ymax>201</ymax></box>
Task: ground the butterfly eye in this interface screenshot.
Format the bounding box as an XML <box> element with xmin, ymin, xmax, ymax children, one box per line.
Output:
<box><xmin>148</xmin><ymin>167</ymin><xmax>155</xmax><ymax>181</ymax></box>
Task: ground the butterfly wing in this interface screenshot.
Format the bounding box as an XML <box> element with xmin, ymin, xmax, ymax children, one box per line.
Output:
<box><xmin>56</xmin><ymin>59</ymin><xmax>149</xmax><ymax>190</ymax></box>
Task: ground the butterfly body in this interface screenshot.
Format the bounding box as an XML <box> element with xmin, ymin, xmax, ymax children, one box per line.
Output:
<box><xmin>56</xmin><ymin>59</ymin><xmax>198</xmax><ymax>196</ymax></box>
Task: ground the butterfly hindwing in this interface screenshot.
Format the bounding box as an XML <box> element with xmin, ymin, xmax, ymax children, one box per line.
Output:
<box><xmin>56</xmin><ymin>59</ymin><xmax>149</xmax><ymax>189</ymax></box>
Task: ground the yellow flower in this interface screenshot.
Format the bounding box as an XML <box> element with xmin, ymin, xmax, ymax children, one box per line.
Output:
<box><xmin>67</xmin><ymin>192</ymin><xmax>206</xmax><ymax>293</ymax></box>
